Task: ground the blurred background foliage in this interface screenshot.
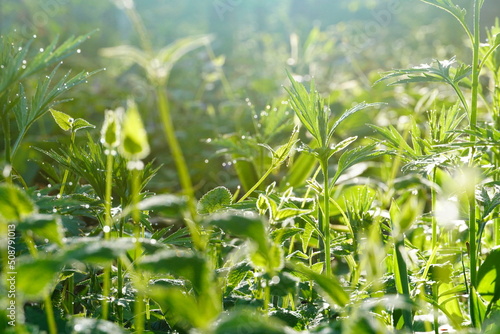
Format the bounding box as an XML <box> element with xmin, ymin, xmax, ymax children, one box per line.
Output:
<box><xmin>1</xmin><ymin>0</ymin><xmax>499</xmax><ymax>195</ymax></box>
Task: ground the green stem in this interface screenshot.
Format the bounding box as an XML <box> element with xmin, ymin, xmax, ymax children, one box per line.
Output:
<box><xmin>156</xmin><ymin>87</ymin><xmax>196</xmax><ymax>218</ymax></box>
<box><xmin>130</xmin><ymin>167</ymin><xmax>144</xmax><ymax>334</ymax></box>
<box><xmin>320</xmin><ymin>160</ymin><xmax>331</xmax><ymax>276</ymax></box>
<box><xmin>117</xmin><ymin>217</ymin><xmax>124</xmax><ymax>325</ymax></box>
<box><xmin>433</xmin><ymin>283</ymin><xmax>439</xmax><ymax>334</ymax></box>
<box><xmin>394</xmin><ymin>235</ymin><xmax>413</xmax><ymax>332</ymax></box>
<box><xmin>2</xmin><ymin>114</ymin><xmax>12</xmax><ymax>165</ymax></box>
<box><xmin>101</xmin><ymin>152</ymin><xmax>114</xmax><ymax>320</ymax></box>
<box><xmin>44</xmin><ymin>294</ymin><xmax>58</xmax><ymax>334</ymax></box>
<box><xmin>468</xmin><ymin>0</ymin><xmax>481</xmax><ymax>327</ymax></box>
<box><xmin>59</xmin><ymin>131</ymin><xmax>76</xmax><ymax>196</ymax></box>
<box><xmin>66</xmin><ymin>276</ymin><xmax>74</xmax><ymax>315</ymax></box>
<box><xmin>431</xmin><ymin>167</ymin><xmax>438</xmax><ymax>249</ymax></box>
<box><xmin>237</xmin><ymin>164</ymin><xmax>275</xmax><ymax>203</ymax></box>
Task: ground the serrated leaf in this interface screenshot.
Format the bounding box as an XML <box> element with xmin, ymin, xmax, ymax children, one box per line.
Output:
<box><xmin>207</xmin><ymin>211</ymin><xmax>268</xmax><ymax>253</ymax></box>
<box><xmin>197</xmin><ymin>186</ymin><xmax>232</xmax><ymax>214</ymax></box>
<box><xmin>288</xmin><ymin>262</ymin><xmax>349</xmax><ymax>307</ymax></box>
<box><xmin>331</xmin><ymin>144</ymin><xmax>386</xmax><ymax>185</ymax></box>
<box><xmin>63</xmin><ymin>238</ymin><xmax>134</xmax><ymax>264</ymax></box>
<box><xmin>17</xmin><ymin>257</ymin><xmax>63</xmax><ymax>298</ymax></box>
<box><xmin>72</xmin><ymin>118</ymin><xmax>95</xmax><ymax>132</ymax></box>
<box><xmin>0</xmin><ymin>183</ymin><xmax>36</xmax><ymax>222</ymax></box>
<box><xmin>138</xmin><ymin>250</ymin><xmax>208</xmax><ymax>294</ymax></box>
<box><xmin>250</xmin><ymin>243</ymin><xmax>284</xmax><ymax>272</ymax></box>
<box><xmin>225</xmin><ymin>262</ymin><xmax>253</xmax><ymax>294</ymax></box>
<box><xmin>50</xmin><ymin>108</ymin><xmax>73</xmax><ymax>131</ymax></box>
<box><xmin>17</xmin><ymin>214</ymin><xmax>64</xmax><ymax>246</ymax></box>
<box><xmin>274</xmin><ymin>207</ymin><xmax>312</xmax><ymax>221</ymax></box>
<box><xmin>477</xmin><ymin>247</ymin><xmax>500</xmax><ymax>304</ymax></box>
<box><xmin>148</xmin><ymin>287</ymin><xmax>217</xmax><ymax>330</ymax></box>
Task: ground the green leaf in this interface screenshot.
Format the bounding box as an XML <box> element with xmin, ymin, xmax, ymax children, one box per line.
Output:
<box><xmin>270</xmin><ymin>227</ymin><xmax>304</xmax><ymax>243</ymax></box>
<box><xmin>214</xmin><ymin>309</ymin><xmax>292</xmax><ymax>334</ymax></box>
<box><xmin>206</xmin><ymin>211</ymin><xmax>268</xmax><ymax>254</ymax></box>
<box><xmin>0</xmin><ymin>183</ymin><xmax>36</xmax><ymax>222</ymax></box>
<box><xmin>50</xmin><ymin>108</ymin><xmax>74</xmax><ymax>131</ymax></box>
<box><xmin>138</xmin><ymin>250</ymin><xmax>208</xmax><ymax>295</ymax></box>
<box><xmin>17</xmin><ymin>258</ymin><xmax>63</xmax><ymax>298</ymax></box>
<box><xmin>225</xmin><ymin>262</ymin><xmax>253</xmax><ymax>294</ymax></box>
<box><xmin>250</xmin><ymin>243</ymin><xmax>284</xmax><ymax>272</ymax></box>
<box><xmin>119</xmin><ymin>99</ymin><xmax>150</xmax><ymax>161</ymax></box>
<box><xmin>71</xmin><ymin>118</ymin><xmax>95</xmax><ymax>132</ymax></box>
<box><xmin>477</xmin><ymin>247</ymin><xmax>500</xmax><ymax>304</ymax></box>
<box><xmin>63</xmin><ymin>238</ymin><xmax>134</xmax><ymax>264</ymax></box>
<box><xmin>288</xmin><ymin>262</ymin><xmax>349</xmax><ymax>307</ymax></box>
<box><xmin>148</xmin><ymin>286</ymin><xmax>219</xmax><ymax>330</ymax></box>
<box><xmin>197</xmin><ymin>186</ymin><xmax>232</xmax><ymax>214</ymax></box>
<box><xmin>331</xmin><ymin>143</ymin><xmax>386</xmax><ymax>185</ymax></box>
<box><xmin>68</xmin><ymin>317</ymin><xmax>128</xmax><ymax>334</ymax></box>
<box><xmin>17</xmin><ymin>214</ymin><xmax>64</xmax><ymax>246</ymax></box>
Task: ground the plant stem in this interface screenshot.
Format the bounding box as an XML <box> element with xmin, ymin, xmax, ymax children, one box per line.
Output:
<box><xmin>238</xmin><ymin>164</ymin><xmax>275</xmax><ymax>203</ymax></box>
<box><xmin>320</xmin><ymin>160</ymin><xmax>331</xmax><ymax>276</ymax></box>
<box><xmin>101</xmin><ymin>152</ymin><xmax>114</xmax><ymax>320</ymax></box>
<box><xmin>156</xmin><ymin>87</ymin><xmax>196</xmax><ymax>218</ymax></box>
<box><xmin>468</xmin><ymin>0</ymin><xmax>481</xmax><ymax>327</ymax></box>
<box><xmin>394</xmin><ymin>235</ymin><xmax>413</xmax><ymax>332</ymax></box>
<box><xmin>44</xmin><ymin>293</ymin><xmax>58</xmax><ymax>334</ymax></box>
<box><xmin>59</xmin><ymin>131</ymin><xmax>76</xmax><ymax>196</ymax></box>
<box><xmin>431</xmin><ymin>167</ymin><xmax>438</xmax><ymax>249</ymax></box>
<box><xmin>130</xmin><ymin>167</ymin><xmax>144</xmax><ymax>334</ymax></box>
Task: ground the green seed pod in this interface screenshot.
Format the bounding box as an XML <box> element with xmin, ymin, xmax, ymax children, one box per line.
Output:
<box><xmin>100</xmin><ymin>108</ymin><xmax>123</xmax><ymax>149</ymax></box>
<box><xmin>119</xmin><ymin>99</ymin><xmax>150</xmax><ymax>162</ymax></box>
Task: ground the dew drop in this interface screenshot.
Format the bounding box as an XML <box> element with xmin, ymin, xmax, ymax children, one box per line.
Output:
<box><xmin>47</xmin><ymin>184</ymin><xmax>52</xmax><ymax>188</ymax></box>
<box><xmin>56</xmin><ymin>194</ymin><xmax>61</xmax><ymax>199</ymax></box>
<box><xmin>204</xmin><ymin>159</ymin><xmax>209</xmax><ymax>164</ymax></box>
<box><xmin>205</xmin><ymin>138</ymin><xmax>212</xmax><ymax>143</ymax></box>
<box><xmin>103</xmin><ymin>226</ymin><xmax>111</xmax><ymax>233</ymax></box>
<box><xmin>33</xmin><ymin>34</ymin><xmax>37</xmax><ymax>38</ymax></box>
<box><xmin>22</xmin><ymin>59</ymin><xmax>26</xmax><ymax>64</ymax></box>
<box><xmin>76</xmin><ymin>49</ymin><xmax>81</xmax><ymax>54</ymax></box>
<box><xmin>52</xmin><ymin>208</ymin><xmax>57</xmax><ymax>213</ymax></box>
<box><xmin>68</xmin><ymin>182</ymin><xmax>73</xmax><ymax>186</ymax></box>
<box><xmin>39</xmin><ymin>48</ymin><xmax>44</xmax><ymax>52</ymax></box>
